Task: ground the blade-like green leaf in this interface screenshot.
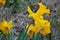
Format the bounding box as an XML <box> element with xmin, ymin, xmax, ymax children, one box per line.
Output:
<box><xmin>17</xmin><ymin>29</ymin><xmax>25</xmax><ymax>40</ymax></box>
<box><xmin>34</xmin><ymin>32</ymin><xmax>40</xmax><ymax>40</ymax></box>
<box><xmin>8</xmin><ymin>30</ymin><xmax>13</xmax><ymax>40</ymax></box>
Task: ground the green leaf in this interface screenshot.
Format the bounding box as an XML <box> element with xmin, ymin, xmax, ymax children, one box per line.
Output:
<box><xmin>9</xmin><ymin>0</ymin><xmax>14</xmax><ymax>3</ymax></box>
<box><xmin>1</xmin><ymin>32</ymin><xmax>7</xmax><ymax>40</ymax></box>
<box><xmin>51</xmin><ymin>16</ymin><xmax>58</xmax><ymax>27</ymax></box>
<box><xmin>8</xmin><ymin>31</ymin><xmax>13</xmax><ymax>40</ymax></box>
<box><xmin>34</xmin><ymin>32</ymin><xmax>40</xmax><ymax>40</ymax></box>
<box><xmin>24</xmin><ymin>34</ymin><xmax>29</xmax><ymax>40</ymax></box>
<box><xmin>17</xmin><ymin>29</ymin><xmax>25</xmax><ymax>40</ymax></box>
<box><xmin>31</xmin><ymin>34</ymin><xmax>35</xmax><ymax>40</ymax></box>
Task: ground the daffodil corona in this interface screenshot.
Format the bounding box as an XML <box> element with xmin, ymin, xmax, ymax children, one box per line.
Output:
<box><xmin>27</xmin><ymin>2</ymin><xmax>51</xmax><ymax>37</ymax></box>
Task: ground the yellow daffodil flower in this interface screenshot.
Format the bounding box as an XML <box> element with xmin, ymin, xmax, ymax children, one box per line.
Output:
<box><xmin>27</xmin><ymin>2</ymin><xmax>50</xmax><ymax>18</ymax></box>
<box><xmin>0</xmin><ymin>20</ymin><xmax>13</xmax><ymax>35</ymax></box>
<box><xmin>0</xmin><ymin>0</ymin><xmax>6</xmax><ymax>6</ymax></box>
<box><xmin>27</xmin><ymin>2</ymin><xmax>51</xmax><ymax>37</ymax></box>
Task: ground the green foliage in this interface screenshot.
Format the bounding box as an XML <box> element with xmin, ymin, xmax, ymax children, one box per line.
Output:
<box><xmin>51</xmin><ymin>16</ymin><xmax>58</xmax><ymax>27</ymax></box>
<box><xmin>0</xmin><ymin>31</ymin><xmax>7</xmax><ymax>40</ymax></box>
<box><xmin>34</xmin><ymin>32</ymin><xmax>40</xmax><ymax>40</ymax></box>
<box><xmin>4</xmin><ymin>0</ymin><xmax>37</xmax><ymax>13</ymax></box>
<box><xmin>8</xmin><ymin>30</ymin><xmax>13</xmax><ymax>40</ymax></box>
<box><xmin>16</xmin><ymin>27</ymin><xmax>41</xmax><ymax>40</ymax></box>
<box><xmin>17</xmin><ymin>29</ymin><xmax>27</xmax><ymax>40</ymax></box>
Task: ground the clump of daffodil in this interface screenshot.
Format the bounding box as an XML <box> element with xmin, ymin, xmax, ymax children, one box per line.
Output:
<box><xmin>0</xmin><ymin>0</ymin><xmax>6</xmax><ymax>6</ymax></box>
<box><xmin>0</xmin><ymin>20</ymin><xmax>13</xmax><ymax>35</ymax></box>
<box><xmin>26</xmin><ymin>2</ymin><xmax>51</xmax><ymax>37</ymax></box>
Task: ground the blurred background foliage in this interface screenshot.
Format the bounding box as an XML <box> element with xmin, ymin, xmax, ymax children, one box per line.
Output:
<box><xmin>0</xmin><ymin>0</ymin><xmax>60</xmax><ymax>40</ymax></box>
